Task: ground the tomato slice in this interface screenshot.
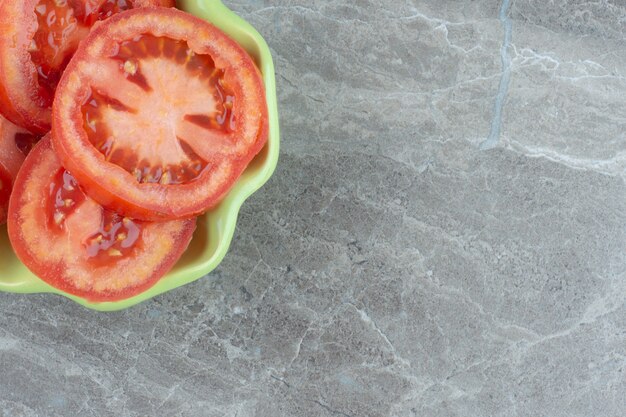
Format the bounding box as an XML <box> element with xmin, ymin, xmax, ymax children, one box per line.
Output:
<box><xmin>0</xmin><ymin>0</ymin><xmax>175</xmax><ymax>133</ymax></box>
<box><xmin>7</xmin><ymin>136</ymin><xmax>196</xmax><ymax>302</ymax></box>
<box><xmin>52</xmin><ymin>8</ymin><xmax>268</xmax><ymax>220</ymax></box>
<box><xmin>0</xmin><ymin>115</ymin><xmax>39</xmax><ymax>224</ymax></box>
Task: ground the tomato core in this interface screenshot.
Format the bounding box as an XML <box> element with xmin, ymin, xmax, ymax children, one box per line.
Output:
<box><xmin>80</xmin><ymin>35</ymin><xmax>237</xmax><ymax>185</ymax></box>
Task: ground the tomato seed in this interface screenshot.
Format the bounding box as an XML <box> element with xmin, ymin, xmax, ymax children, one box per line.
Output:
<box><xmin>47</xmin><ymin>169</ymin><xmax>85</xmax><ymax>230</ymax></box>
<box><xmin>53</xmin><ymin>212</ymin><xmax>65</xmax><ymax>225</ymax></box>
<box><xmin>123</xmin><ymin>60</ymin><xmax>137</xmax><ymax>75</ymax></box>
<box><xmin>85</xmin><ymin>212</ymin><xmax>143</xmax><ymax>262</ymax></box>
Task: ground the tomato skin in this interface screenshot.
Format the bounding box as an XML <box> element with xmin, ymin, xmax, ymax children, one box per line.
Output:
<box><xmin>0</xmin><ymin>166</ymin><xmax>11</xmax><ymax>224</ymax></box>
<box><xmin>0</xmin><ymin>115</ymin><xmax>38</xmax><ymax>224</ymax></box>
<box><xmin>0</xmin><ymin>1</ymin><xmax>46</xmax><ymax>133</ymax></box>
<box><xmin>52</xmin><ymin>8</ymin><xmax>269</xmax><ymax>221</ymax></box>
<box><xmin>8</xmin><ymin>136</ymin><xmax>196</xmax><ymax>302</ymax></box>
<box><xmin>134</xmin><ymin>0</ymin><xmax>175</xmax><ymax>6</ymax></box>
<box><xmin>0</xmin><ymin>117</ymin><xmax>29</xmax><ymax>184</ymax></box>
<box><xmin>0</xmin><ymin>1</ymin><xmax>175</xmax><ymax>133</ymax></box>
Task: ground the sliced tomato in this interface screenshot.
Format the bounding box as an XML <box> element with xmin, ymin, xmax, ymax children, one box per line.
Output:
<box><xmin>8</xmin><ymin>135</ymin><xmax>195</xmax><ymax>302</ymax></box>
<box><xmin>52</xmin><ymin>8</ymin><xmax>268</xmax><ymax>220</ymax></box>
<box><xmin>0</xmin><ymin>115</ymin><xmax>40</xmax><ymax>224</ymax></box>
<box><xmin>0</xmin><ymin>0</ymin><xmax>175</xmax><ymax>133</ymax></box>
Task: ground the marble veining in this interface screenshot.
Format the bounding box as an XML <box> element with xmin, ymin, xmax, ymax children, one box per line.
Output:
<box><xmin>480</xmin><ymin>0</ymin><xmax>511</xmax><ymax>150</ymax></box>
<box><xmin>1</xmin><ymin>1</ymin><xmax>625</xmax><ymax>416</ymax></box>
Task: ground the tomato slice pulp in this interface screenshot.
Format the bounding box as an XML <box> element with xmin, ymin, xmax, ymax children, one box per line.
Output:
<box><xmin>0</xmin><ymin>115</ymin><xmax>39</xmax><ymax>224</ymax></box>
<box><xmin>0</xmin><ymin>0</ymin><xmax>175</xmax><ymax>133</ymax></box>
<box><xmin>7</xmin><ymin>136</ymin><xmax>196</xmax><ymax>302</ymax></box>
<box><xmin>53</xmin><ymin>7</ymin><xmax>269</xmax><ymax>220</ymax></box>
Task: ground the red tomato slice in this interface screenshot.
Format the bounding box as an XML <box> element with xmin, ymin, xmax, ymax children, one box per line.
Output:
<box><xmin>0</xmin><ymin>115</ymin><xmax>39</xmax><ymax>224</ymax></box>
<box><xmin>0</xmin><ymin>0</ymin><xmax>175</xmax><ymax>133</ymax></box>
<box><xmin>7</xmin><ymin>136</ymin><xmax>196</xmax><ymax>302</ymax></box>
<box><xmin>52</xmin><ymin>7</ymin><xmax>269</xmax><ymax>221</ymax></box>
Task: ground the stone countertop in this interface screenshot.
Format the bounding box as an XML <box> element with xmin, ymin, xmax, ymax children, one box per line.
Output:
<box><xmin>1</xmin><ymin>1</ymin><xmax>625</xmax><ymax>416</ymax></box>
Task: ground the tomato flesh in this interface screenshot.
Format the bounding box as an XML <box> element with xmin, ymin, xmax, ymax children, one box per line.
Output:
<box><xmin>30</xmin><ymin>1</ymin><xmax>92</xmax><ymax>107</ymax></box>
<box><xmin>46</xmin><ymin>167</ymin><xmax>144</xmax><ymax>266</ymax></box>
<box><xmin>8</xmin><ymin>136</ymin><xmax>196</xmax><ymax>302</ymax></box>
<box><xmin>53</xmin><ymin>8</ymin><xmax>269</xmax><ymax>220</ymax></box>
<box><xmin>0</xmin><ymin>0</ymin><xmax>175</xmax><ymax>133</ymax></box>
<box><xmin>30</xmin><ymin>0</ymin><xmax>146</xmax><ymax>107</ymax></box>
<box><xmin>70</xmin><ymin>0</ymin><xmax>135</xmax><ymax>24</ymax></box>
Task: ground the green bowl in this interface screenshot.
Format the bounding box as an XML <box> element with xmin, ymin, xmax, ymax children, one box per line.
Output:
<box><xmin>0</xmin><ymin>0</ymin><xmax>280</xmax><ymax>311</ymax></box>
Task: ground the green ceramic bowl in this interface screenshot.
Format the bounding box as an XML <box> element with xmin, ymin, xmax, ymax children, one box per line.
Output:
<box><xmin>0</xmin><ymin>0</ymin><xmax>280</xmax><ymax>311</ymax></box>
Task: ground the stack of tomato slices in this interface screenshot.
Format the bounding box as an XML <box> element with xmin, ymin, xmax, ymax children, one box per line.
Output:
<box><xmin>0</xmin><ymin>4</ymin><xmax>269</xmax><ymax>302</ymax></box>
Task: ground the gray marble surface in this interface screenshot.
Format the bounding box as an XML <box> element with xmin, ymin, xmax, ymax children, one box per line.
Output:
<box><xmin>1</xmin><ymin>1</ymin><xmax>625</xmax><ymax>416</ymax></box>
